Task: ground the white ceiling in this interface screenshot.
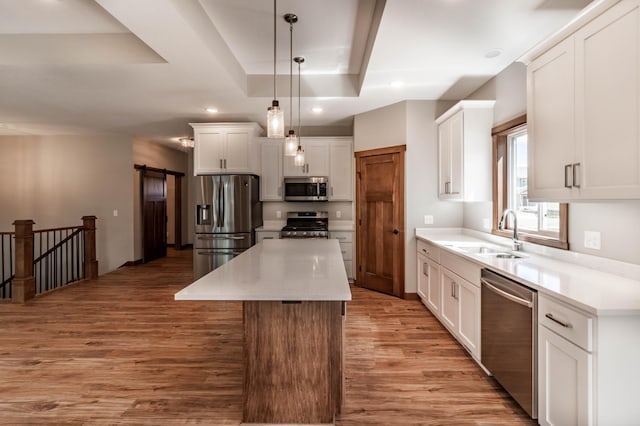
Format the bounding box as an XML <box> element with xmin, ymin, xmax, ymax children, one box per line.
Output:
<box><xmin>0</xmin><ymin>0</ymin><xmax>593</xmax><ymax>147</ymax></box>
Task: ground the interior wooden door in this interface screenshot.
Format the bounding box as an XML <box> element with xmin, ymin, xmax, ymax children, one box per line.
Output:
<box><xmin>141</xmin><ymin>169</ymin><xmax>167</xmax><ymax>263</ymax></box>
<box><xmin>355</xmin><ymin>145</ymin><xmax>405</xmax><ymax>297</ymax></box>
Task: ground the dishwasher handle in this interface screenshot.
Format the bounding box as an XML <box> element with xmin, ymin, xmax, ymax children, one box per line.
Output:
<box><xmin>481</xmin><ymin>278</ymin><xmax>534</xmax><ymax>308</ymax></box>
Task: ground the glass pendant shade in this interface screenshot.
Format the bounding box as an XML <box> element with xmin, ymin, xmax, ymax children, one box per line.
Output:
<box><xmin>267</xmin><ymin>101</ymin><xmax>284</xmax><ymax>138</ymax></box>
<box><xmin>294</xmin><ymin>145</ymin><xmax>305</xmax><ymax>166</ymax></box>
<box><xmin>284</xmin><ymin>130</ymin><xmax>297</xmax><ymax>156</ymax></box>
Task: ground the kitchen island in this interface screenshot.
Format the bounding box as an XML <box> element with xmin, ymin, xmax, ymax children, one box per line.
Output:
<box><xmin>175</xmin><ymin>239</ymin><xmax>351</xmax><ymax>425</ymax></box>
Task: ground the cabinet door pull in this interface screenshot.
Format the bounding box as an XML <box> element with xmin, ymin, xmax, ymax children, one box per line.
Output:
<box><xmin>224</xmin><ymin>158</ymin><xmax>227</xmax><ymax>169</ymax></box>
<box><xmin>444</xmin><ymin>181</ymin><xmax>451</xmax><ymax>194</ymax></box>
<box><xmin>545</xmin><ymin>313</ymin><xmax>572</xmax><ymax>328</ymax></box>
<box><xmin>564</xmin><ymin>164</ymin><xmax>572</xmax><ymax>188</ymax></box>
<box><xmin>220</xmin><ymin>158</ymin><xmax>223</xmax><ymax>169</ymax></box>
<box><xmin>451</xmin><ymin>282</ymin><xmax>456</xmax><ymax>298</ymax></box>
<box><xmin>572</xmin><ymin>163</ymin><xmax>581</xmax><ymax>188</ymax></box>
<box><xmin>422</xmin><ymin>263</ymin><xmax>427</xmax><ymax>276</ymax></box>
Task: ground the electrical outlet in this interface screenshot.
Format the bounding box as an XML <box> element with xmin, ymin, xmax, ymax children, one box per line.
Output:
<box><xmin>424</xmin><ymin>215</ymin><xmax>434</xmax><ymax>225</ymax></box>
<box><xmin>336</xmin><ymin>210</ymin><xmax>342</xmax><ymax>219</ymax></box>
<box><xmin>482</xmin><ymin>218</ymin><xmax>491</xmax><ymax>230</ymax></box>
<box><xmin>113</xmin><ymin>209</ymin><xmax>118</xmax><ymax>217</ymax></box>
<box><xmin>276</xmin><ymin>211</ymin><xmax>281</xmax><ymax>219</ymax></box>
<box><xmin>584</xmin><ymin>231</ymin><xmax>601</xmax><ymax>250</ymax></box>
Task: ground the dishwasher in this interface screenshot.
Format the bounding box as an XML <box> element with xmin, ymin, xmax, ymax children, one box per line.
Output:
<box><xmin>481</xmin><ymin>269</ymin><xmax>537</xmax><ymax>419</ymax></box>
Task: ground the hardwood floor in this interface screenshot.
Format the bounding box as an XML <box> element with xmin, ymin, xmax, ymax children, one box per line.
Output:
<box><xmin>0</xmin><ymin>248</ymin><xmax>535</xmax><ymax>425</ymax></box>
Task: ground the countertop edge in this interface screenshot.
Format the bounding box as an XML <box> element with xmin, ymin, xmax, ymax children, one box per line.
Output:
<box><xmin>415</xmin><ymin>230</ymin><xmax>640</xmax><ymax>316</ymax></box>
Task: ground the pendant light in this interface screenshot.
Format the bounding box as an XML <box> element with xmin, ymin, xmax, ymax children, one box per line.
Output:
<box><xmin>284</xmin><ymin>13</ymin><xmax>298</xmax><ymax>156</ymax></box>
<box><xmin>267</xmin><ymin>0</ymin><xmax>284</xmax><ymax>138</ymax></box>
<box><xmin>293</xmin><ymin>56</ymin><xmax>305</xmax><ymax>167</ymax></box>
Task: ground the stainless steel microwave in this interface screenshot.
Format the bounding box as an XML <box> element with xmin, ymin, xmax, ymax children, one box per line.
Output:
<box><xmin>284</xmin><ymin>177</ymin><xmax>329</xmax><ymax>201</ymax></box>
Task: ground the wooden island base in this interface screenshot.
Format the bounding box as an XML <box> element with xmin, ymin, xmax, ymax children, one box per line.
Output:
<box><xmin>242</xmin><ymin>300</ymin><xmax>344</xmax><ymax>424</ymax></box>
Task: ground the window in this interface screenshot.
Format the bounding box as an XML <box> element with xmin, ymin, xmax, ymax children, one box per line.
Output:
<box><xmin>492</xmin><ymin>115</ymin><xmax>568</xmax><ymax>250</ymax></box>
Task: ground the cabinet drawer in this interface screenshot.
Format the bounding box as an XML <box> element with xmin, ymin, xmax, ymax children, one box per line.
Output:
<box><xmin>439</xmin><ymin>250</ymin><xmax>480</xmax><ymax>286</ymax></box>
<box><xmin>330</xmin><ymin>231</ymin><xmax>353</xmax><ymax>243</ymax></box>
<box><xmin>417</xmin><ymin>239</ymin><xmax>440</xmax><ymax>263</ymax></box>
<box><xmin>338</xmin><ymin>242</ymin><xmax>353</xmax><ymax>261</ymax></box>
<box><xmin>539</xmin><ymin>294</ymin><xmax>594</xmax><ymax>352</ymax></box>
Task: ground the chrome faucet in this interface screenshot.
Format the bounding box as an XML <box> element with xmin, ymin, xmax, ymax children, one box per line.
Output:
<box><xmin>498</xmin><ymin>209</ymin><xmax>522</xmax><ymax>251</ymax></box>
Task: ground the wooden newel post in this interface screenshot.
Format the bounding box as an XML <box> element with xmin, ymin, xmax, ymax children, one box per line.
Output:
<box><xmin>82</xmin><ymin>216</ymin><xmax>98</xmax><ymax>280</ymax></box>
<box><xmin>12</xmin><ymin>220</ymin><xmax>35</xmax><ymax>304</ymax></box>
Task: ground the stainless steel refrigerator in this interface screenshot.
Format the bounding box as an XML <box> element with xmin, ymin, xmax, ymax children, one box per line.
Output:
<box><xmin>194</xmin><ymin>174</ymin><xmax>262</xmax><ymax>279</ymax></box>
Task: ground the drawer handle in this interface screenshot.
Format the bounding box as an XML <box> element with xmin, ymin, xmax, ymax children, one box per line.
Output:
<box><xmin>336</xmin><ymin>237</ymin><xmax>347</xmax><ymax>240</ymax></box>
<box><xmin>545</xmin><ymin>313</ymin><xmax>572</xmax><ymax>329</ymax></box>
<box><xmin>422</xmin><ymin>248</ymin><xmax>428</xmax><ymax>254</ymax></box>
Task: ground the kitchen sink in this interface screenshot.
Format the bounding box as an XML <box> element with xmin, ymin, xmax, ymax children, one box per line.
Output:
<box><xmin>493</xmin><ymin>253</ymin><xmax>523</xmax><ymax>259</ymax></box>
<box><xmin>457</xmin><ymin>245</ymin><xmax>501</xmax><ymax>254</ymax></box>
<box><xmin>455</xmin><ymin>245</ymin><xmax>524</xmax><ymax>259</ymax></box>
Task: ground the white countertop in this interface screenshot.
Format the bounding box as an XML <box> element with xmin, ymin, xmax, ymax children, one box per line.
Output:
<box><xmin>416</xmin><ymin>228</ymin><xmax>640</xmax><ymax>316</ymax></box>
<box><xmin>175</xmin><ymin>239</ymin><xmax>352</xmax><ymax>301</ymax></box>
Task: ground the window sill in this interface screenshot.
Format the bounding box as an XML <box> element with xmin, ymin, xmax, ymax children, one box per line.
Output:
<box><xmin>491</xmin><ymin>229</ymin><xmax>569</xmax><ymax>251</ymax></box>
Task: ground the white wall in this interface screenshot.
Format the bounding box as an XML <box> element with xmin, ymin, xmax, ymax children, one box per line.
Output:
<box><xmin>354</xmin><ymin>101</ymin><xmax>464</xmax><ymax>293</ymax></box>
<box><xmin>464</xmin><ymin>62</ymin><xmax>640</xmax><ymax>265</ymax></box>
<box><xmin>0</xmin><ymin>135</ymin><xmax>134</xmax><ymax>274</ymax></box>
<box><xmin>132</xmin><ymin>140</ymin><xmax>189</xmax><ymax>260</ymax></box>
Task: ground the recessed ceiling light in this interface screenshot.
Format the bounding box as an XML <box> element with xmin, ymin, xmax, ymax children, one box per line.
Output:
<box><xmin>205</xmin><ymin>107</ymin><xmax>218</xmax><ymax>113</ymax></box>
<box><xmin>311</xmin><ymin>107</ymin><xmax>323</xmax><ymax>113</ymax></box>
<box><xmin>485</xmin><ymin>49</ymin><xmax>503</xmax><ymax>59</ymax></box>
<box><xmin>390</xmin><ymin>81</ymin><xmax>404</xmax><ymax>88</ymax></box>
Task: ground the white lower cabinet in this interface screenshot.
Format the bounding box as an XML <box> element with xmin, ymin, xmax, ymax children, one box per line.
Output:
<box><xmin>538</xmin><ymin>325</ymin><xmax>592</xmax><ymax>426</ymax></box>
<box><xmin>439</xmin><ymin>267</ymin><xmax>480</xmax><ymax>360</ymax></box>
<box><xmin>457</xmin><ymin>277</ymin><xmax>480</xmax><ymax>357</ymax></box>
<box><xmin>417</xmin><ymin>239</ymin><xmax>480</xmax><ymax>361</ymax></box>
<box><xmin>417</xmin><ymin>252</ymin><xmax>440</xmax><ymax>317</ymax></box>
<box><xmin>255</xmin><ymin>230</ymin><xmax>281</xmax><ymax>244</ymax></box>
<box><xmin>330</xmin><ymin>231</ymin><xmax>353</xmax><ymax>281</ymax></box>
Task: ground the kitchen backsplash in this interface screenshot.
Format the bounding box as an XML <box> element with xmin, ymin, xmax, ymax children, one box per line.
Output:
<box><xmin>262</xmin><ymin>201</ymin><xmax>353</xmax><ymax>221</ymax></box>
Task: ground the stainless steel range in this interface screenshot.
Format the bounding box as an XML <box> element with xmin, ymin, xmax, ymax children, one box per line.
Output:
<box><xmin>280</xmin><ymin>211</ymin><xmax>329</xmax><ymax>239</ymax></box>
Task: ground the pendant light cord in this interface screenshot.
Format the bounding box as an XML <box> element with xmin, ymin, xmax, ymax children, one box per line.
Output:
<box><xmin>289</xmin><ymin>20</ymin><xmax>293</xmax><ymax>132</ymax></box>
<box><xmin>273</xmin><ymin>0</ymin><xmax>277</xmax><ymax>100</ymax></box>
<box><xmin>297</xmin><ymin>59</ymin><xmax>302</xmax><ymax>141</ymax></box>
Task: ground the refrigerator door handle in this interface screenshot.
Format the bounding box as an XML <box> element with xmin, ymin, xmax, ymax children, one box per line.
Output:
<box><xmin>221</xmin><ymin>180</ymin><xmax>226</xmax><ymax>228</ymax></box>
<box><xmin>216</xmin><ymin>179</ymin><xmax>223</xmax><ymax>228</ymax></box>
<box><xmin>197</xmin><ymin>235</ymin><xmax>246</xmax><ymax>241</ymax></box>
<box><xmin>197</xmin><ymin>249</ymin><xmax>245</xmax><ymax>256</ymax></box>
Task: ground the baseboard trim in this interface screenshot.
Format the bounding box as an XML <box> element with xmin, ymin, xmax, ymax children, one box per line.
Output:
<box><xmin>404</xmin><ymin>292</ymin><xmax>419</xmax><ymax>301</ymax></box>
<box><xmin>121</xmin><ymin>259</ymin><xmax>143</xmax><ymax>267</ymax></box>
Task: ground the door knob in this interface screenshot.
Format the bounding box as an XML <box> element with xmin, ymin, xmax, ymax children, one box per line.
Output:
<box><xmin>392</xmin><ymin>229</ymin><xmax>399</xmax><ymax>235</ymax></box>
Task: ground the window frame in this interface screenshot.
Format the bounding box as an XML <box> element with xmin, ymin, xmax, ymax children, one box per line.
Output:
<box><xmin>492</xmin><ymin>115</ymin><xmax>569</xmax><ymax>250</ymax></box>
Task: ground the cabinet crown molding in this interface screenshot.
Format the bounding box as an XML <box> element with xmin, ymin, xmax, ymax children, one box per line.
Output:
<box><xmin>517</xmin><ymin>0</ymin><xmax>621</xmax><ymax>65</ymax></box>
<box><xmin>435</xmin><ymin>100</ymin><xmax>495</xmax><ymax>124</ymax></box>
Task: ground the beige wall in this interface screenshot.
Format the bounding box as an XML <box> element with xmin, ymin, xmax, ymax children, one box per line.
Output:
<box><xmin>132</xmin><ymin>140</ymin><xmax>189</xmax><ymax>261</ymax></box>
<box><xmin>0</xmin><ymin>135</ymin><xmax>134</xmax><ymax>274</ymax></box>
<box><xmin>354</xmin><ymin>101</ymin><xmax>464</xmax><ymax>293</ymax></box>
<box><xmin>464</xmin><ymin>62</ymin><xmax>640</xmax><ymax>265</ymax></box>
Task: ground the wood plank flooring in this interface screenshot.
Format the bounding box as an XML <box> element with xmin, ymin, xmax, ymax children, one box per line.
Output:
<box><xmin>0</xmin><ymin>248</ymin><xmax>535</xmax><ymax>425</ymax></box>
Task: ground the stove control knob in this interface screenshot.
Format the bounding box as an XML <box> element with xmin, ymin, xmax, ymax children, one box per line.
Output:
<box><xmin>302</xmin><ymin>231</ymin><xmax>308</xmax><ymax>236</ymax></box>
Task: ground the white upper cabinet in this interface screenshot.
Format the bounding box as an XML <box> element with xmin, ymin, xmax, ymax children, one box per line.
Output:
<box><xmin>527</xmin><ymin>0</ymin><xmax>640</xmax><ymax>201</ymax></box>
<box><xmin>436</xmin><ymin>101</ymin><xmax>494</xmax><ymax>201</ymax></box>
<box><xmin>259</xmin><ymin>138</ymin><xmax>283</xmax><ymax>201</ymax></box>
<box><xmin>527</xmin><ymin>37</ymin><xmax>576</xmax><ymax>201</ymax></box>
<box><xmin>574</xmin><ymin>0</ymin><xmax>640</xmax><ymax>199</ymax></box>
<box><xmin>328</xmin><ymin>138</ymin><xmax>353</xmax><ymax>201</ymax></box>
<box><xmin>283</xmin><ymin>138</ymin><xmax>330</xmax><ymax>177</ymax></box>
<box><xmin>191</xmin><ymin>123</ymin><xmax>261</xmax><ymax>175</ymax></box>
